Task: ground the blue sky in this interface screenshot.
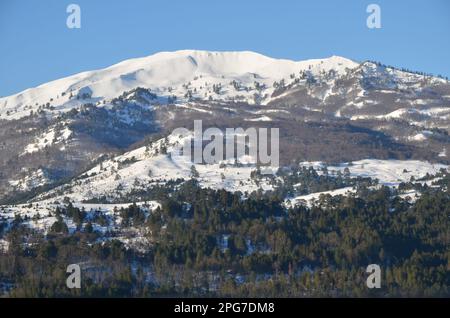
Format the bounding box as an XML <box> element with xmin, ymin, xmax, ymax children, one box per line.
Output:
<box><xmin>0</xmin><ymin>0</ymin><xmax>449</xmax><ymax>97</ymax></box>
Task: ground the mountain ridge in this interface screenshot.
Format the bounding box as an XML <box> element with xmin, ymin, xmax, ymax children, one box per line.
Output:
<box><xmin>0</xmin><ymin>49</ymin><xmax>449</xmax><ymax>203</ymax></box>
<box><xmin>0</xmin><ymin>50</ymin><xmax>359</xmax><ymax>119</ymax></box>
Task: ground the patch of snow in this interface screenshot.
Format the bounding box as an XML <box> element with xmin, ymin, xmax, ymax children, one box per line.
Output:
<box><xmin>23</xmin><ymin>126</ymin><xmax>72</xmax><ymax>154</ymax></box>
<box><xmin>288</xmin><ymin>187</ymin><xmax>355</xmax><ymax>207</ymax></box>
<box><xmin>9</xmin><ymin>169</ymin><xmax>50</xmax><ymax>191</ymax></box>
<box><xmin>246</xmin><ymin>116</ymin><xmax>272</xmax><ymax>122</ymax></box>
<box><xmin>300</xmin><ymin>159</ymin><xmax>447</xmax><ymax>187</ymax></box>
<box><xmin>408</xmin><ymin>130</ymin><xmax>433</xmax><ymax>142</ymax></box>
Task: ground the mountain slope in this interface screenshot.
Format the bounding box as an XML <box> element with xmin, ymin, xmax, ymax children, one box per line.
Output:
<box><xmin>0</xmin><ymin>50</ymin><xmax>358</xmax><ymax>120</ymax></box>
<box><xmin>1</xmin><ymin>50</ymin><xmax>450</xmax><ymax>203</ymax></box>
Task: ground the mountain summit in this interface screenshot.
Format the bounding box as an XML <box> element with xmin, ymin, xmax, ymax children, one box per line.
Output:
<box><xmin>0</xmin><ymin>50</ymin><xmax>449</xmax><ymax>203</ymax></box>
<box><xmin>0</xmin><ymin>50</ymin><xmax>358</xmax><ymax>119</ymax></box>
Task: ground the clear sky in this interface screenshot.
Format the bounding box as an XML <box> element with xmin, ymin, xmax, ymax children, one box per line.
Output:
<box><xmin>0</xmin><ymin>0</ymin><xmax>449</xmax><ymax>97</ymax></box>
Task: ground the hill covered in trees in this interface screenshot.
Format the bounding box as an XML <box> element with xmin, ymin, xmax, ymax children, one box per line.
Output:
<box><xmin>1</xmin><ymin>169</ymin><xmax>448</xmax><ymax>297</ymax></box>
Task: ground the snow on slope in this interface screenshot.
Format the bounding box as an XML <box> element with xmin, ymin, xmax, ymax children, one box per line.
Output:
<box><xmin>0</xmin><ymin>200</ymin><xmax>160</xmax><ymax>237</ymax></box>
<box><xmin>32</xmin><ymin>132</ymin><xmax>276</xmax><ymax>204</ymax></box>
<box><xmin>284</xmin><ymin>159</ymin><xmax>448</xmax><ymax>207</ymax></box>
<box><xmin>9</xmin><ymin>169</ymin><xmax>51</xmax><ymax>192</ymax></box>
<box><xmin>288</xmin><ymin>187</ymin><xmax>355</xmax><ymax>207</ymax></box>
<box><xmin>30</xmin><ymin>138</ymin><xmax>448</xmax><ymax>208</ymax></box>
<box><xmin>300</xmin><ymin>159</ymin><xmax>447</xmax><ymax>187</ymax></box>
<box><xmin>4</xmin><ymin>153</ymin><xmax>448</xmax><ymax>228</ymax></box>
<box><xmin>350</xmin><ymin>107</ymin><xmax>450</xmax><ymax>121</ymax></box>
<box><xmin>23</xmin><ymin>126</ymin><xmax>72</xmax><ymax>154</ymax></box>
<box><xmin>0</xmin><ymin>50</ymin><xmax>359</xmax><ymax>119</ymax></box>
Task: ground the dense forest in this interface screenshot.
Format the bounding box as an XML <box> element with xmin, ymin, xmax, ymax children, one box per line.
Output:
<box><xmin>0</xmin><ymin>167</ymin><xmax>449</xmax><ymax>297</ymax></box>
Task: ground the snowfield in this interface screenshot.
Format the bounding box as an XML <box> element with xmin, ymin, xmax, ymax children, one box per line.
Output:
<box><xmin>284</xmin><ymin>159</ymin><xmax>447</xmax><ymax>207</ymax></box>
<box><xmin>287</xmin><ymin>187</ymin><xmax>356</xmax><ymax>207</ymax></box>
<box><xmin>0</xmin><ymin>50</ymin><xmax>358</xmax><ymax>120</ymax></box>
<box><xmin>9</xmin><ymin>169</ymin><xmax>51</xmax><ymax>192</ymax></box>
<box><xmin>350</xmin><ymin>107</ymin><xmax>450</xmax><ymax>122</ymax></box>
<box><xmin>0</xmin><ymin>201</ymin><xmax>159</xmax><ymax>236</ymax></box>
<box><xmin>22</xmin><ymin>126</ymin><xmax>72</xmax><ymax>154</ymax></box>
<box><xmin>30</xmin><ymin>132</ymin><xmax>277</xmax><ymax>204</ymax></box>
<box><xmin>299</xmin><ymin>159</ymin><xmax>447</xmax><ymax>187</ymax></box>
<box><xmin>1</xmin><ymin>155</ymin><xmax>447</xmax><ymax>243</ymax></box>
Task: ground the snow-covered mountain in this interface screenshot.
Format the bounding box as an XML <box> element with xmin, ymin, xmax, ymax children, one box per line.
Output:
<box><xmin>1</xmin><ymin>49</ymin><xmax>450</xmax><ymax>205</ymax></box>
<box><xmin>0</xmin><ymin>50</ymin><xmax>358</xmax><ymax>120</ymax></box>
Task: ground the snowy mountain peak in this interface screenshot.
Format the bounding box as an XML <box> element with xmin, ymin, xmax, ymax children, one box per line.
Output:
<box><xmin>110</xmin><ymin>49</ymin><xmax>357</xmax><ymax>76</ymax></box>
<box><xmin>0</xmin><ymin>50</ymin><xmax>359</xmax><ymax>119</ymax></box>
<box><xmin>1</xmin><ymin>50</ymin><xmax>450</xmax><ymax>207</ymax></box>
